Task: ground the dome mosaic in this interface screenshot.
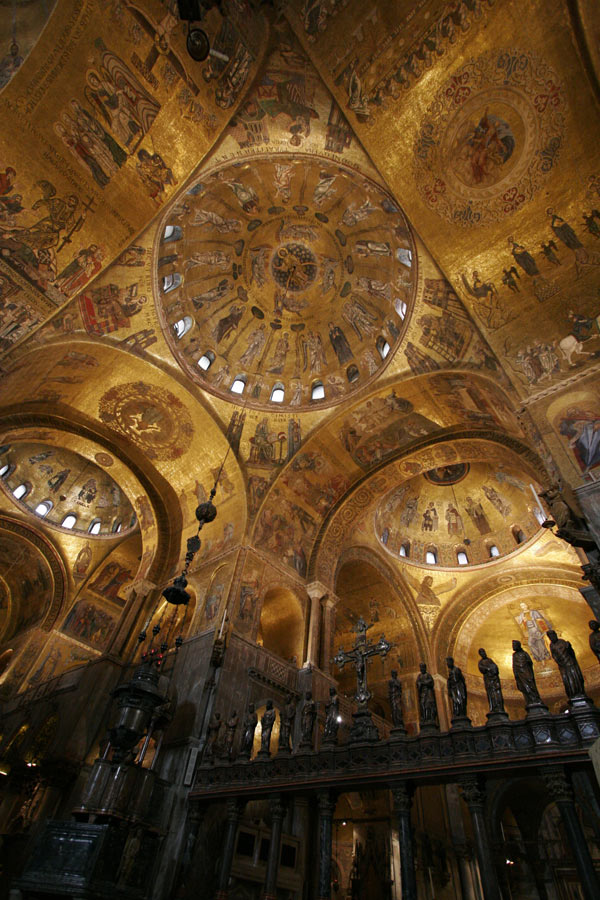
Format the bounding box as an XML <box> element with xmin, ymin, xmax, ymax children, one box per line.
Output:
<box><xmin>0</xmin><ymin>443</ymin><xmax>137</xmax><ymax>537</ymax></box>
<box><xmin>156</xmin><ymin>156</ymin><xmax>416</xmax><ymax>411</ymax></box>
<box><xmin>374</xmin><ymin>461</ymin><xmax>544</xmax><ymax>568</ymax></box>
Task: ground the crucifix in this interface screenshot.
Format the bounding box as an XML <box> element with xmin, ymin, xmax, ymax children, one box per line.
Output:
<box><xmin>332</xmin><ymin>616</ymin><xmax>392</xmax><ymax>742</ymax></box>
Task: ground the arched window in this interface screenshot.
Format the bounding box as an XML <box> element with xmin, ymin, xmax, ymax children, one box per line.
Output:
<box><xmin>425</xmin><ymin>547</ymin><xmax>437</xmax><ymax>565</ymax></box>
<box><xmin>12</xmin><ymin>483</ymin><xmax>29</xmax><ymax>500</ymax></box>
<box><xmin>173</xmin><ymin>316</ymin><xmax>193</xmax><ymax>339</ymax></box>
<box><xmin>346</xmin><ymin>364</ymin><xmax>359</xmax><ymax>383</ymax></box>
<box><xmin>533</xmin><ymin>506</ymin><xmax>546</xmax><ymax>525</ymax></box>
<box><xmin>230</xmin><ymin>375</ymin><xmax>246</xmax><ymax>395</ymax></box>
<box><xmin>34</xmin><ymin>500</ymin><xmax>53</xmax><ymax>518</ymax></box>
<box><xmin>198</xmin><ymin>351</ymin><xmax>215</xmax><ymax>371</ymax></box>
<box><xmin>457</xmin><ymin>550</ymin><xmax>469</xmax><ymax>566</ymax></box>
<box><xmin>399</xmin><ymin>541</ymin><xmax>410</xmax><ymax>558</ymax></box>
<box><xmin>311</xmin><ymin>381</ymin><xmax>325</xmax><ymax>401</ymax></box>
<box><xmin>270</xmin><ymin>383</ymin><xmax>285</xmax><ymax>403</ymax></box>
<box><xmin>162</xmin><ymin>273</ymin><xmax>182</xmax><ymax>293</ymax></box>
<box><xmin>112</xmin><ymin>519</ymin><xmax>122</xmax><ymax>534</ymax></box>
<box><xmin>61</xmin><ymin>514</ymin><xmax>77</xmax><ymax>530</ymax></box>
<box><xmin>0</xmin><ymin>464</ymin><xmax>10</xmax><ymax>478</ymax></box>
<box><xmin>88</xmin><ymin>519</ymin><xmax>101</xmax><ymax>535</ymax></box>
<box><xmin>488</xmin><ymin>544</ymin><xmax>500</xmax><ymax>558</ymax></box>
<box><xmin>376</xmin><ymin>336</ymin><xmax>390</xmax><ymax>359</ymax></box>
<box><xmin>129</xmin><ymin>514</ymin><xmax>137</xmax><ymax>528</ymax></box>
<box><xmin>163</xmin><ymin>224</ymin><xmax>182</xmax><ymax>243</ymax></box>
<box><xmin>512</xmin><ymin>526</ymin><xmax>526</xmax><ymax>545</ymax></box>
<box><xmin>395</xmin><ymin>298</ymin><xmax>408</xmax><ymax>319</ymax></box>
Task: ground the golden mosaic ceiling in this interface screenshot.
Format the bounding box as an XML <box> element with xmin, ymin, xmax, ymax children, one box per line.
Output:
<box><xmin>374</xmin><ymin>461</ymin><xmax>544</xmax><ymax>569</ymax></box>
<box><xmin>155</xmin><ymin>156</ymin><xmax>416</xmax><ymax>410</ymax></box>
<box><xmin>0</xmin><ymin>441</ymin><xmax>136</xmax><ymax>536</ymax></box>
<box><xmin>0</xmin><ymin>0</ymin><xmax>596</xmax><ymax>701</ymax></box>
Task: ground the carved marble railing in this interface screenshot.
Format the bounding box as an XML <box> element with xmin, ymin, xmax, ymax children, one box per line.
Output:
<box><xmin>192</xmin><ymin>702</ymin><xmax>600</xmax><ymax>800</ymax></box>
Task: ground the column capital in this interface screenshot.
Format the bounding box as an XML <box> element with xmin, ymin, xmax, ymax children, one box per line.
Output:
<box><xmin>317</xmin><ymin>789</ymin><xmax>337</xmax><ymax>817</ymax></box>
<box><xmin>306</xmin><ymin>581</ymin><xmax>329</xmax><ymax>601</ymax></box>
<box><xmin>543</xmin><ymin>766</ymin><xmax>573</xmax><ymax>804</ymax></box>
<box><xmin>322</xmin><ymin>595</ymin><xmax>338</xmax><ymax>611</ymax></box>
<box><xmin>459</xmin><ymin>775</ymin><xmax>485</xmax><ymax>809</ymax></box>
<box><xmin>391</xmin><ymin>782</ymin><xmax>413</xmax><ymax>815</ymax></box>
<box><xmin>225</xmin><ymin>796</ymin><xmax>243</xmax><ymax>822</ymax></box>
<box><xmin>269</xmin><ymin>795</ymin><xmax>287</xmax><ymax>821</ymax></box>
<box><xmin>122</xmin><ymin>579</ymin><xmax>156</xmax><ymax>602</ymax></box>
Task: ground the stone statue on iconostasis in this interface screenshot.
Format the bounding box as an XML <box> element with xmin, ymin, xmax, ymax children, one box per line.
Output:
<box><xmin>478</xmin><ymin>648</ymin><xmax>508</xmax><ymax>720</ymax></box>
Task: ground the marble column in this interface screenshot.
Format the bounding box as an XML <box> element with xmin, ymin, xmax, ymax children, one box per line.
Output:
<box><xmin>317</xmin><ymin>790</ymin><xmax>336</xmax><ymax>900</ymax></box>
<box><xmin>454</xmin><ymin>844</ymin><xmax>478</xmax><ymax>900</ymax></box>
<box><xmin>215</xmin><ymin>797</ymin><xmax>242</xmax><ymax>900</ymax></box>
<box><xmin>305</xmin><ymin>582</ymin><xmax>327</xmax><ymax>668</ymax></box>
<box><xmin>262</xmin><ymin>796</ymin><xmax>286</xmax><ymax>900</ymax></box>
<box><xmin>544</xmin><ymin>766</ymin><xmax>600</xmax><ymax>900</ymax></box>
<box><xmin>392</xmin><ymin>783</ymin><xmax>417</xmax><ymax>900</ymax></box>
<box><xmin>321</xmin><ymin>597</ymin><xmax>337</xmax><ymax>674</ymax></box>
<box><xmin>459</xmin><ymin>777</ymin><xmax>501</xmax><ymax>900</ymax></box>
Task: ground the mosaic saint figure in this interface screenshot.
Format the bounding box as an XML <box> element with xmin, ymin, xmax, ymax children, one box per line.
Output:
<box><xmin>515</xmin><ymin>602</ymin><xmax>552</xmax><ymax>662</ymax></box>
<box><xmin>328</xmin><ymin>321</ymin><xmax>353</xmax><ymax>364</ymax></box>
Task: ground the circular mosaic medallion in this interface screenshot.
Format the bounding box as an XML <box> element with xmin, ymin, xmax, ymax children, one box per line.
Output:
<box><xmin>271</xmin><ymin>243</ymin><xmax>318</xmax><ymax>292</ymax></box>
<box><xmin>155</xmin><ymin>155</ymin><xmax>417</xmax><ymax>411</ymax></box>
<box><xmin>99</xmin><ymin>382</ymin><xmax>193</xmax><ymax>460</ymax></box>
<box><xmin>413</xmin><ymin>50</ymin><xmax>565</xmax><ymax>226</ymax></box>
<box><xmin>423</xmin><ymin>463</ymin><xmax>470</xmax><ymax>486</ymax></box>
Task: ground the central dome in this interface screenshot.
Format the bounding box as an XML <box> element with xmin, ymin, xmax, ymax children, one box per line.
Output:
<box><xmin>156</xmin><ymin>156</ymin><xmax>416</xmax><ymax>410</ymax></box>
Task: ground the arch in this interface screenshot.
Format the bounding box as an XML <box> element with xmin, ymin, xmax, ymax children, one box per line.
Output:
<box><xmin>0</xmin><ymin>338</ymin><xmax>247</xmax><ymax>582</ymax></box>
<box><xmin>247</xmin><ymin>370</ymin><xmax>543</xmax><ymax>584</ymax></box>
<box><xmin>334</xmin><ymin>548</ymin><xmax>425</xmax><ymax>729</ymax></box>
<box><xmin>0</xmin><ymin>515</ymin><xmax>67</xmax><ymax>639</ymax></box>
<box><xmin>333</xmin><ymin>545</ymin><xmax>428</xmax><ymax>665</ymax></box>
<box><xmin>258</xmin><ymin>587</ymin><xmax>304</xmax><ymax>664</ymax></box>
<box><xmin>431</xmin><ymin>565</ymin><xmax>592</xmax><ymax>688</ymax></box>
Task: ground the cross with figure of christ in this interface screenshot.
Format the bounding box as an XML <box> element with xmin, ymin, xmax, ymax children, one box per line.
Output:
<box><xmin>332</xmin><ymin>617</ymin><xmax>392</xmax><ymax>712</ymax></box>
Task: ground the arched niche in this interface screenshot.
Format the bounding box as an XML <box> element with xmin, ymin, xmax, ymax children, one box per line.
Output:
<box><xmin>334</xmin><ymin>555</ymin><xmax>421</xmax><ymax>730</ymax></box>
<box><xmin>258</xmin><ymin>587</ymin><xmax>304</xmax><ymax>665</ymax></box>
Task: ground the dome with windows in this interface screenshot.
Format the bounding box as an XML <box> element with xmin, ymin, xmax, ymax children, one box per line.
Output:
<box><xmin>155</xmin><ymin>156</ymin><xmax>416</xmax><ymax>411</ymax></box>
<box><xmin>374</xmin><ymin>461</ymin><xmax>545</xmax><ymax>568</ymax></box>
<box><xmin>0</xmin><ymin>443</ymin><xmax>136</xmax><ymax>537</ymax></box>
